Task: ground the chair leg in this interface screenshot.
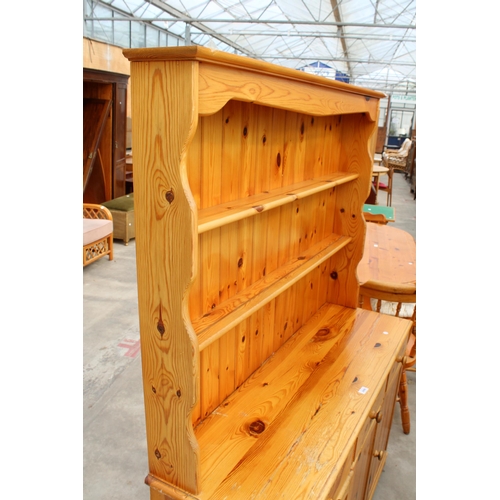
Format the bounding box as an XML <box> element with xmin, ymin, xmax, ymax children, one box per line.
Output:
<box><xmin>399</xmin><ymin>369</ymin><xmax>411</xmax><ymax>434</ymax></box>
<box><xmin>359</xmin><ymin>295</ymin><xmax>373</xmax><ymax>311</ymax></box>
<box><xmin>108</xmin><ymin>235</ymin><xmax>114</xmax><ymax>261</ymax></box>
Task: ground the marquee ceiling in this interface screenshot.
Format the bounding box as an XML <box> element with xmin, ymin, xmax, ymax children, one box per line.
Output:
<box><xmin>84</xmin><ymin>0</ymin><xmax>416</xmax><ymax>96</ymax></box>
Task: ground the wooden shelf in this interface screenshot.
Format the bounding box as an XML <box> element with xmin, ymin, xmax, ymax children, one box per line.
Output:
<box><xmin>192</xmin><ymin>233</ymin><xmax>351</xmax><ymax>350</ymax></box>
<box><xmin>191</xmin><ymin>304</ymin><xmax>410</xmax><ymax>499</ymax></box>
<box><xmin>198</xmin><ymin>172</ymin><xmax>359</xmax><ymax>234</ymax></box>
<box><xmin>123</xmin><ymin>46</ymin><xmax>402</xmax><ymax>500</ymax></box>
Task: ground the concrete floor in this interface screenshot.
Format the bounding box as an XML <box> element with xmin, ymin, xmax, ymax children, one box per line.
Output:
<box><xmin>83</xmin><ymin>171</ymin><xmax>416</xmax><ymax>500</ymax></box>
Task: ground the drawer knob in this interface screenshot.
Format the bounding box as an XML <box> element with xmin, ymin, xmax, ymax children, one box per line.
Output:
<box><xmin>369</xmin><ymin>410</ymin><xmax>383</xmax><ymax>423</ymax></box>
<box><xmin>373</xmin><ymin>450</ymin><xmax>385</xmax><ymax>461</ymax></box>
<box><xmin>396</xmin><ymin>355</ymin><xmax>408</xmax><ymax>365</ymax></box>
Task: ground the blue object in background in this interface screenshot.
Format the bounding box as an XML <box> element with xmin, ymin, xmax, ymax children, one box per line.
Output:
<box><xmin>335</xmin><ymin>70</ymin><xmax>350</xmax><ymax>83</ymax></box>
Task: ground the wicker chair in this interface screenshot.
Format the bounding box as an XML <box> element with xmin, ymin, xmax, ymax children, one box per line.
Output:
<box><xmin>382</xmin><ymin>138</ymin><xmax>414</xmax><ymax>173</ymax></box>
<box><xmin>83</xmin><ymin>204</ymin><xmax>114</xmax><ymax>267</ymax></box>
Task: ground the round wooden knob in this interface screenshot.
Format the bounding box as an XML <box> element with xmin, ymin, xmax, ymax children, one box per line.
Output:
<box><xmin>396</xmin><ymin>355</ymin><xmax>407</xmax><ymax>365</ymax></box>
<box><xmin>376</xmin><ymin>411</ymin><xmax>383</xmax><ymax>423</ymax></box>
<box><xmin>373</xmin><ymin>450</ymin><xmax>385</xmax><ymax>460</ymax></box>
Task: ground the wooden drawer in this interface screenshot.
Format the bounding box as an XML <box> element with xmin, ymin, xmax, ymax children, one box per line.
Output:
<box><xmin>331</xmin><ymin>469</ymin><xmax>354</xmax><ymax>500</ymax></box>
<box><xmin>356</xmin><ymin>385</ymin><xmax>385</xmax><ymax>457</ymax></box>
<box><xmin>327</xmin><ymin>443</ymin><xmax>356</xmax><ymax>500</ymax></box>
<box><xmin>387</xmin><ymin>333</ymin><xmax>409</xmax><ymax>387</ymax></box>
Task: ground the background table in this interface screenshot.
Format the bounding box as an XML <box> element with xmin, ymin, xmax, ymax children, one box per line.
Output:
<box><xmin>357</xmin><ymin>222</ymin><xmax>416</xmax><ymax>435</ymax></box>
<box><xmin>358</xmin><ymin>222</ymin><xmax>415</xmax><ymax>301</ymax></box>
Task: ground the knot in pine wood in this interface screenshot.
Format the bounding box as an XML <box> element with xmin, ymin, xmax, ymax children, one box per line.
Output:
<box><xmin>165</xmin><ymin>190</ymin><xmax>175</xmax><ymax>204</ymax></box>
<box><xmin>248</xmin><ymin>419</ymin><xmax>266</xmax><ymax>436</ymax></box>
<box><xmin>313</xmin><ymin>328</ymin><xmax>333</xmax><ymax>342</ymax></box>
<box><xmin>316</xmin><ymin>328</ymin><xmax>330</xmax><ymax>338</ymax></box>
<box><xmin>157</xmin><ymin>320</ymin><xmax>165</xmax><ymax>336</ymax></box>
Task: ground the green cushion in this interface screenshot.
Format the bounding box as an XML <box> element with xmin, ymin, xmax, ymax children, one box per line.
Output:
<box><xmin>102</xmin><ymin>193</ymin><xmax>134</xmax><ymax>212</ymax></box>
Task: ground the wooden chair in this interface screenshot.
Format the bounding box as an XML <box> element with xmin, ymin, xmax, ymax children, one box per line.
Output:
<box><xmin>364</xmin><ymin>212</ymin><xmax>389</xmax><ymax>224</ymax></box>
<box><xmin>363</xmin><ymin>203</ymin><xmax>395</xmax><ymax>224</ymax></box>
<box><xmin>83</xmin><ymin>203</ymin><xmax>114</xmax><ymax>266</ymax></box>
<box><xmin>359</xmin><ymin>283</ymin><xmax>416</xmax><ymax>434</ymax></box>
<box><xmin>378</xmin><ymin>166</ymin><xmax>394</xmax><ymax>206</ymax></box>
<box><xmin>373</xmin><ymin>152</ymin><xmax>383</xmax><ymax>165</ymax></box>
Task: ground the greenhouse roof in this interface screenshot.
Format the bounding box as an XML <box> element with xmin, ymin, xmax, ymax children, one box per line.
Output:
<box><xmin>84</xmin><ymin>0</ymin><xmax>416</xmax><ymax>96</ymax></box>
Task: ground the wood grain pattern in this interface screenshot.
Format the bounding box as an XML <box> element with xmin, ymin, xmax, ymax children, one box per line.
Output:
<box><xmin>198</xmin><ymin>152</ymin><xmax>358</xmax><ymax>233</ymax></box>
<box><xmin>358</xmin><ymin>223</ymin><xmax>416</xmax><ymax>291</ymax></box>
<box><xmin>129</xmin><ymin>60</ymin><xmax>201</xmax><ymax>494</ymax></box>
<box><xmin>193</xmin><ymin>233</ymin><xmax>351</xmax><ymax>350</ymax></box>
<box><xmin>197</xmin><ymin>62</ymin><xmax>381</xmax><ymax>118</ymax></box>
<box><xmin>200</xmin><ymin>341</ymin><xmax>219</xmax><ymax>419</ymax></box>
<box><xmin>194</xmin><ymin>305</ymin><xmax>410</xmax><ymax>499</ymax></box>
<box><xmin>269</xmin><ymin>108</ymin><xmax>287</xmax><ymax>190</ymax></box>
<box><xmin>186</xmin><ymin>122</ymin><xmax>202</xmax><ymax>208</ymax></box>
<box><xmin>123</xmin><ymin>46</ymin><xmax>385</xmax><ymax>99</ymax></box>
<box><xmin>220</xmin><ymin>100</ymin><xmax>243</xmax><ymax>203</ymax></box>
<box><xmin>200</xmin><ymin>111</ymin><xmax>223</xmax><ymax>208</ymax></box>
<box><xmin>365</xmin><ymin>363</ymin><xmax>402</xmax><ymax>500</ymax></box>
<box><xmin>123</xmin><ymin>47</ymin><xmax>393</xmax><ymax>500</ymax></box>
<box><xmin>328</xmin><ymin>113</ymin><xmax>376</xmax><ymax>309</ymax></box>
<box><xmin>218</xmin><ymin>326</ymin><xmax>237</xmax><ymax>402</ymax></box>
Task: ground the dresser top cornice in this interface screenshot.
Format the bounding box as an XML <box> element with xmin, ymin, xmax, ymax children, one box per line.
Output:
<box><xmin>123</xmin><ymin>45</ymin><xmax>386</xmax><ymax>100</ymax></box>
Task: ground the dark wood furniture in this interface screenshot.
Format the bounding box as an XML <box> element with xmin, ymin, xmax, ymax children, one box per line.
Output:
<box><xmin>83</xmin><ymin>69</ymin><xmax>129</xmax><ymax>203</ymax></box>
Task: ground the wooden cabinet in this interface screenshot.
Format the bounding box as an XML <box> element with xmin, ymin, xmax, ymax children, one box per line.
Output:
<box><xmin>83</xmin><ymin>69</ymin><xmax>129</xmax><ymax>203</ymax></box>
<box><xmin>123</xmin><ymin>46</ymin><xmax>412</xmax><ymax>500</ymax></box>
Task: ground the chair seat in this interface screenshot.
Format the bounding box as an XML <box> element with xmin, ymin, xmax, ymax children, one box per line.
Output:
<box><xmin>83</xmin><ymin>219</ymin><xmax>113</xmax><ymax>246</ymax></box>
<box><xmin>102</xmin><ymin>193</ymin><xmax>134</xmax><ymax>212</ymax></box>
